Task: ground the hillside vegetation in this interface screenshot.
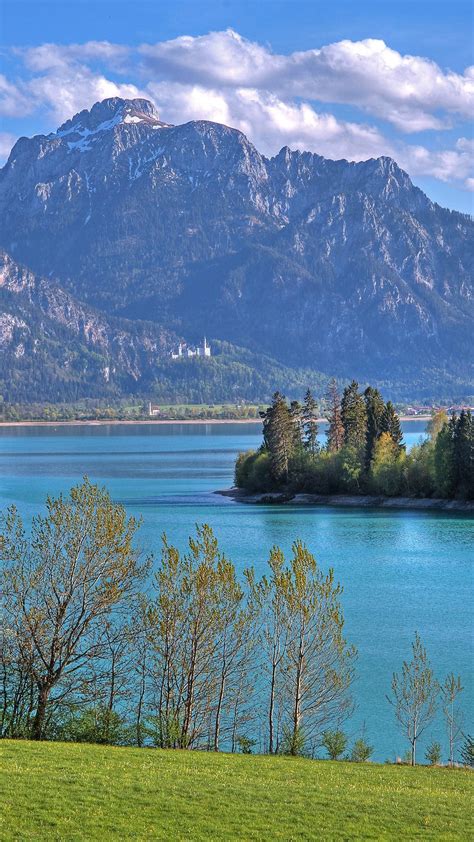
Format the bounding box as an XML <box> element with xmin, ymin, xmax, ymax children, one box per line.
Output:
<box><xmin>1</xmin><ymin>740</ymin><xmax>472</xmax><ymax>841</ymax></box>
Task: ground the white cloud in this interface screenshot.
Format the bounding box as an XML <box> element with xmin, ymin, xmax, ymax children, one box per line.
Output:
<box><xmin>17</xmin><ymin>41</ymin><xmax>130</xmax><ymax>72</ymax></box>
<box><xmin>0</xmin><ymin>74</ymin><xmax>31</xmax><ymax>117</ymax></box>
<box><xmin>140</xmin><ymin>30</ymin><xmax>474</xmax><ymax>132</ymax></box>
<box><xmin>28</xmin><ymin>68</ymin><xmax>143</xmax><ymax>124</ymax></box>
<box><xmin>0</xmin><ymin>132</ymin><xmax>17</xmax><ymax>162</ymax></box>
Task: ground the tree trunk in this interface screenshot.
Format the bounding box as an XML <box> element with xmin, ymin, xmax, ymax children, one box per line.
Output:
<box><xmin>32</xmin><ymin>684</ymin><xmax>49</xmax><ymax>740</ymax></box>
<box><xmin>268</xmin><ymin>662</ymin><xmax>277</xmax><ymax>754</ymax></box>
<box><xmin>213</xmin><ymin>673</ymin><xmax>226</xmax><ymax>752</ymax></box>
<box><xmin>291</xmin><ymin>633</ymin><xmax>304</xmax><ymax>754</ymax></box>
<box><xmin>411</xmin><ymin>738</ymin><xmax>416</xmax><ymax>766</ymax></box>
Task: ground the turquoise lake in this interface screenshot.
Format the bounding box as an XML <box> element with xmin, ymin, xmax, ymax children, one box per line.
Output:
<box><xmin>1</xmin><ymin>421</ymin><xmax>472</xmax><ymax>761</ymax></box>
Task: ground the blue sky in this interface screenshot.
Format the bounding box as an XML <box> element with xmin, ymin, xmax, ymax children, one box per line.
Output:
<box><xmin>1</xmin><ymin>0</ymin><xmax>473</xmax><ymax>211</ymax></box>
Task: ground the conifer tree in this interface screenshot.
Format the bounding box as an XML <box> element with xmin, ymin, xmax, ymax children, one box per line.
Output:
<box><xmin>364</xmin><ymin>386</ymin><xmax>385</xmax><ymax>470</ymax></box>
<box><xmin>380</xmin><ymin>401</ymin><xmax>404</xmax><ymax>453</ymax></box>
<box><xmin>325</xmin><ymin>379</ymin><xmax>344</xmax><ymax>453</ymax></box>
<box><xmin>290</xmin><ymin>400</ymin><xmax>304</xmax><ymax>451</ymax></box>
<box><xmin>434</xmin><ymin>414</ymin><xmax>457</xmax><ymax>497</ymax></box>
<box><xmin>454</xmin><ymin>410</ymin><xmax>473</xmax><ymax>499</ymax></box>
<box><xmin>302</xmin><ymin>388</ymin><xmax>319</xmax><ymax>456</ymax></box>
<box><xmin>262</xmin><ymin>392</ymin><xmax>294</xmax><ymax>483</ymax></box>
<box><xmin>341</xmin><ymin>380</ymin><xmax>367</xmax><ymax>452</ymax></box>
<box><xmin>460</xmin><ymin>733</ymin><xmax>474</xmax><ymax>767</ymax></box>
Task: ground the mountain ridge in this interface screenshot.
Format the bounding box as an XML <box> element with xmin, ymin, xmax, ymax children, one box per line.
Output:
<box><xmin>1</xmin><ymin>97</ymin><xmax>472</xmax><ymax>401</ymax></box>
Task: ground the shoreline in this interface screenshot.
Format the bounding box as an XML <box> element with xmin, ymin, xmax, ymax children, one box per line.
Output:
<box><xmin>217</xmin><ymin>487</ymin><xmax>474</xmax><ymax>514</ymax></box>
<box><xmin>0</xmin><ymin>415</ymin><xmax>432</xmax><ymax>428</ymax></box>
<box><xmin>0</xmin><ymin>418</ymin><xmax>263</xmax><ymax>428</ymax></box>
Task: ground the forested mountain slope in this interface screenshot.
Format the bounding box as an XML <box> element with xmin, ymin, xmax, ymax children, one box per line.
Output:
<box><xmin>1</xmin><ymin>97</ymin><xmax>472</xmax><ymax>400</ymax></box>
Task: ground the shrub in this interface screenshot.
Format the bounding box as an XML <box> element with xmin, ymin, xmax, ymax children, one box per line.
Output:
<box><xmin>425</xmin><ymin>741</ymin><xmax>442</xmax><ymax>765</ymax></box>
<box><xmin>234</xmin><ymin>450</ymin><xmax>273</xmax><ymax>492</ymax></box>
<box><xmin>279</xmin><ymin>726</ymin><xmax>306</xmax><ymax>757</ymax></box>
<box><xmin>236</xmin><ymin>736</ymin><xmax>256</xmax><ymax>754</ymax></box>
<box><xmin>350</xmin><ymin>738</ymin><xmax>374</xmax><ymax>762</ymax></box>
<box><xmin>58</xmin><ymin>706</ymin><xmax>127</xmax><ymax>746</ymax></box>
<box><xmin>322</xmin><ymin>729</ymin><xmax>347</xmax><ymax>760</ymax></box>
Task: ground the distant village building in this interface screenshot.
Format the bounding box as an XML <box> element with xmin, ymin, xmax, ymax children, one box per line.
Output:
<box><xmin>171</xmin><ymin>337</ymin><xmax>211</xmax><ymax>359</ymax></box>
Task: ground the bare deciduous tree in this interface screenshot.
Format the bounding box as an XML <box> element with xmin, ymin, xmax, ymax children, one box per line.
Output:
<box><xmin>387</xmin><ymin>632</ymin><xmax>439</xmax><ymax>766</ymax></box>
<box><xmin>442</xmin><ymin>673</ymin><xmax>464</xmax><ymax>767</ymax></box>
<box><xmin>281</xmin><ymin>541</ymin><xmax>356</xmax><ymax>755</ymax></box>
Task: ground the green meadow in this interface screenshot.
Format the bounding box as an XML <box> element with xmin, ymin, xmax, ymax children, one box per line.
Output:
<box><xmin>1</xmin><ymin>740</ymin><xmax>472</xmax><ymax>841</ymax></box>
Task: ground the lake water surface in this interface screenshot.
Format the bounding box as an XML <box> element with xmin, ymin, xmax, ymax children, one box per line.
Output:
<box><xmin>1</xmin><ymin>421</ymin><xmax>472</xmax><ymax>761</ymax></box>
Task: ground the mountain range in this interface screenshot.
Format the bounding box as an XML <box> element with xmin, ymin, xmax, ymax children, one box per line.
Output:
<box><xmin>1</xmin><ymin>96</ymin><xmax>472</xmax><ymax>403</ymax></box>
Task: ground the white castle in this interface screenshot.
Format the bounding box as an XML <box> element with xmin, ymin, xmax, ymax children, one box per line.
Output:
<box><xmin>171</xmin><ymin>337</ymin><xmax>211</xmax><ymax>359</ymax></box>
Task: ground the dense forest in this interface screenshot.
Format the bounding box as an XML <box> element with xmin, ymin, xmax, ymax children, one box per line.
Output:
<box><xmin>235</xmin><ymin>381</ymin><xmax>474</xmax><ymax>500</ymax></box>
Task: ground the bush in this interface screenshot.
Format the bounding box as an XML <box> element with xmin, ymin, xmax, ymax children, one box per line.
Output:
<box><xmin>279</xmin><ymin>726</ymin><xmax>306</xmax><ymax>757</ymax></box>
<box><xmin>236</xmin><ymin>736</ymin><xmax>256</xmax><ymax>754</ymax></box>
<box><xmin>351</xmin><ymin>738</ymin><xmax>374</xmax><ymax>762</ymax></box>
<box><xmin>58</xmin><ymin>706</ymin><xmax>127</xmax><ymax>746</ymax></box>
<box><xmin>322</xmin><ymin>729</ymin><xmax>347</xmax><ymax>760</ymax></box>
<box><xmin>425</xmin><ymin>741</ymin><xmax>442</xmax><ymax>766</ymax></box>
<box><xmin>234</xmin><ymin>450</ymin><xmax>273</xmax><ymax>492</ymax></box>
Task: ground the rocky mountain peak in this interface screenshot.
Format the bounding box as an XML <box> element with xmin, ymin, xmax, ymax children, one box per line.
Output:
<box><xmin>55</xmin><ymin>97</ymin><xmax>169</xmax><ymax>138</ymax></box>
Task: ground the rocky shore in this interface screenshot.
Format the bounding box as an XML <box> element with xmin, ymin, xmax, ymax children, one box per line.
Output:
<box><xmin>217</xmin><ymin>488</ymin><xmax>474</xmax><ymax>513</ymax></box>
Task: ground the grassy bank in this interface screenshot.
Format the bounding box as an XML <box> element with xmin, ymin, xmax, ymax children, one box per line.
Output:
<box><xmin>1</xmin><ymin>740</ymin><xmax>471</xmax><ymax>840</ymax></box>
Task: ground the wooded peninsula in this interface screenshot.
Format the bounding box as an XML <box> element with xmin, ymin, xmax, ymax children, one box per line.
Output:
<box><xmin>234</xmin><ymin>381</ymin><xmax>474</xmax><ymax>503</ymax></box>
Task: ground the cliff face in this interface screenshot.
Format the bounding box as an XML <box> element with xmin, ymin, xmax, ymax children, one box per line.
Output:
<box><xmin>0</xmin><ymin>250</ymin><xmax>173</xmax><ymax>400</ymax></box>
<box><xmin>0</xmin><ymin>96</ymin><xmax>472</xmax><ymax>399</ymax></box>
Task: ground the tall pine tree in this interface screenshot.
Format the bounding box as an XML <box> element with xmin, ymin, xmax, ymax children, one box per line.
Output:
<box><xmin>262</xmin><ymin>392</ymin><xmax>295</xmax><ymax>483</ymax></box>
<box><xmin>454</xmin><ymin>410</ymin><xmax>473</xmax><ymax>499</ymax></box>
<box><xmin>364</xmin><ymin>386</ymin><xmax>385</xmax><ymax>470</ymax></box>
<box><xmin>302</xmin><ymin>388</ymin><xmax>319</xmax><ymax>456</ymax></box>
<box><xmin>341</xmin><ymin>381</ymin><xmax>367</xmax><ymax>452</ymax></box>
<box><xmin>380</xmin><ymin>401</ymin><xmax>404</xmax><ymax>453</ymax></box>
<box><xmin>290</xmin><ymin>400</ymin><xmax>304</xmax><ymax>451</ymax></box>
<box><xmin>325</xmin><ymin>379</ymin><xmax>344</xmax><ymax>453</ymax></box>
<box><xmin>434</xmin><ymin>414</ymin><xmax>457</xmax><ymax>497</ymax></box>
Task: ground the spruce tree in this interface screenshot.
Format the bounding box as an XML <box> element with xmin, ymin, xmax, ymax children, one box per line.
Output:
<box><xmin>302</xmin><ymin>388</ymin><xmax>319</xmax><ymax>456</ymax></box>
<box><xmin>325</xmin><ymin>379</ymin><xmax>344</xmax><ymax>453</ymax></box>
<box><xmin>290</xmin><ymin>400</ymin><xmax>304</xmax><ymax>451</ymax></box>
<box><xmin>434</xmin><ymin>415</ymin><xmax>457</xmax><ymax>497</ymax></box>
<box><xmin>341</xmin><ymin>380</ymin><xmax>367</xmax><ymax>452</ymax></box>
<box><xmin>262</xmin><ymin>392</ymin><xmax>294</xmax><ymax>483</ymax></box>
<box><xmin>460</xmin><ymin>733</ymin><xmax>474</xmax><ymax>767</ymax></box>
<box><xmin>380</xmin><ymin>401</ymin><xmax>404</xmax><ymax>453</ymax></box>
<box><xmin>454</xmin><ymin>410</ymin><xmax>473</xmax><ymax>499</ymax></box>
<box><xmin>364</xmin><ymin>386</ymin><xmax>385</xmax><ymax>470</ymax></box>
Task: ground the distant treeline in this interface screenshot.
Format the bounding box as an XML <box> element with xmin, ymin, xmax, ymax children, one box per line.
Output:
<box><xmin>1</xmin><ymin>480</ymin><xmax>471</xmax><ymax>767</ymax></box>
<box><xmin>0</xmin><ymin>400</ymin><xmax>263</xmax><ymax>423</ymax></box>
<box><xmin>235</xmin><ymin>381</ymin><xmax>474</xmax><ymax>500</ymax></box>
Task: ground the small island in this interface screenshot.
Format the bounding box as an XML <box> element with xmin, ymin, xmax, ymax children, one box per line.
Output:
<box><xmin>226</xmin><ymin>380</ymin><xmax>474</xmax><ymax>512</ymax></box>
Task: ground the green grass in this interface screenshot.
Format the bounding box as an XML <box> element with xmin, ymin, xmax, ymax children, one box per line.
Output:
<box><xmin>1</xmin><ymin>741</ymin><xmax>472</xmax><ymax>841</ymax></box>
